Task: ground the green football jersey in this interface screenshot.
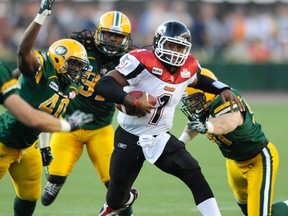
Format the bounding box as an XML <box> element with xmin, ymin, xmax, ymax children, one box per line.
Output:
<box><xmin>206</xmin><ymin>88</ymin><xmax>268</xmax><ymax>161</ymax></box>
<box><xmin>0</xmin><ymin>62</ymin><xmax>19</xmax><ymax>104</ymax></box>
<box><xmin>64</xmin><ymin>48</ymin><xmax>119</xmax><ymax>130</ymax></box>
<box><xmin>0</xmin><ymin>51</ymin><xmax>79</xmax><ymax>149</ymax></box>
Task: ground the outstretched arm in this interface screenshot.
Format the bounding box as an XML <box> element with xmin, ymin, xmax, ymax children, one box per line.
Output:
<box><xmin>17</xmin><ymin>0</ymin><xmax>55</xmax><ymax>76</ymax></box>
<box><xmin>179</xmin><ymin>111</ymin><xmax>243</xmax><ymax>145</ymax></box>
<box><xmin>4</xmin><ymin>94</ymin><xmax>93</xmax><ymax>132</ymax></box>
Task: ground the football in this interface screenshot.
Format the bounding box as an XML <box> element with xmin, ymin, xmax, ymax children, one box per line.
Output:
<box><xmin>116</xmin><ymin>90</ymin><xmax>157</xmax><ymax>116</ymax></box>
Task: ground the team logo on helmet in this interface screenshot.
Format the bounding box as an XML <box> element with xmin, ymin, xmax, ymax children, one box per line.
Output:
<box><xmin>55</xmin><ymin>46</ymin><xmax>68</xmax><ymax>56</ymax></box>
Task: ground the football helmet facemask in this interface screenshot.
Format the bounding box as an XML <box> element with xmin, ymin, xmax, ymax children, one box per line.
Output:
<box><xmin>181</xmin><ymin>68</ymin><xmax>217</xmax><ymax>122</ymax></box>
<box><xmin>94</xmin><ymin>11</ymin><xmax>132</xmax><ymax>56</ymax></box>
<box><xmin>153</xmin><ymin>20</ymin><xmax>192</xmax><ymax>67</ymax></box>
<box><xmin>48</xmin><ymin>39</ymin><xmax>90</xmax><ymax>84</ymax></box>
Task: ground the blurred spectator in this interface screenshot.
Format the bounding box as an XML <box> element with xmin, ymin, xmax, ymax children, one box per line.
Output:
<box><xmin>2</xmin><ymin>0</ymin><xmax>288</xmax><ymax>64</ymax></box>
<box><xmin>138</xmin><ymin>0</ymin><xmax>170</xmax><ymax>46</ymax></box>
<box><xmin>248</xmin><ymin>37</ymin><xmax>271</xmax><ymax>62</ymax></box>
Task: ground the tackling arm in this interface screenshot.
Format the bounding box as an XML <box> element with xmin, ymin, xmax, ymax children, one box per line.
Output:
<box><xmin>205</xmin><ymin>111</ymin><xmax>243</xmax><ymax>135</ymax></box>
<box><xmin>179</xmin><ymin>111</ymin><xmax>243</xmax><ymax>144</ymax></box>
<box><xmin>187</xmin><ymin>111</ymin><xmax>243</xmax><ymax>136</ymax></box>
<box><xmin>4</xmin><ymin>94</ymin><xmax>93</xmax><ymax>132</ymax></box>
<box><xmin>4</xmin><ymin>94</ymin><xmax>67</xmax><ymax>131</ymax></box>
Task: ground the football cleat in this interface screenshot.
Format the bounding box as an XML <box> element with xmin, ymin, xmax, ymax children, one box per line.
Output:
<box><xmin>99</xmin><ymin>203</ymin><xmax>120</xmax><ymax>216</ymax></box>
<box><xmin>41</xmin><ymin>181</ymin><xmax>63</xmax><ymax>206</ymax></box>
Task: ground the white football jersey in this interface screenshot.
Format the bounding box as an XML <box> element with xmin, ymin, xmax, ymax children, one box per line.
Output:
<box><xmin>116</xmin><ymin>49</ymin><xmax>200</xmax><ymax>136</ymax></box>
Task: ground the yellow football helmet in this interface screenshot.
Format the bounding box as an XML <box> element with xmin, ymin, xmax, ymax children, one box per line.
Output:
<box><xmin>181</xmin><ymin>68</ymin><xmax>217</xmax><ymax>121</ymax></box>
<box><xmin>48</xmin><ymin>39</ymin><xmax>89</xmax><ymax>84</ymax></box>
<box><xmin>94</xmin><ymin>11</ymin><xmax>132</xmax><ymax>56</ymax></box>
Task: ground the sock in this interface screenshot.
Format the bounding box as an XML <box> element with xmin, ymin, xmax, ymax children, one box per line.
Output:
<box><xmin>47</xmin><ymin>175</ymin><xmax>67</xmax><ymax>184</ymax></box>
<box><xmin>197</xmin><ymin>197</ymin><xmax>221</xmax><ymax>216</ymax></box>
<box><xmin>14</xmin><ymin>196</ymin><xmax>36</xmax><ymax>216</ymax></box>
<box><xmin>237</xmin><ymin>202</ymin><xmax>248</xmax><ymax>215</ymax></box>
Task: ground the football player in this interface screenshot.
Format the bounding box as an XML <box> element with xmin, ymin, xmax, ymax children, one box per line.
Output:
<box><xmin>94</xmin><ymin>20</ymin><xmax>244</xmax><ymax>215</ymax></box>
<box><xmin>179</xmin><ymin>68</ymin><xmax>288</xmax><ymax>215</ymax></box>
<box><xmin>0</xmin><ymin>0</ymin><xmax>92</xmax><ymax>215</ymax></box>
<box><xmin>41</xmin><ymin>10</ymin><xmax>135</xmax><ymax>216</ymax></box>
<box><xmin>0</xmin><ymin>61</ymin><xmax>91</xmax><ymax>133</ymax></box>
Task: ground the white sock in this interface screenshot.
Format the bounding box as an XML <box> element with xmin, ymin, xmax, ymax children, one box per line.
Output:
<box><xmin>284</xmin><ymin>200</ymin><xmax>288</xmax><ymax>206</ymax></box>
<box><xmin>197</xmin><ymin>197</ymin><xmax>221</xmax><ymax>216</ymax></box>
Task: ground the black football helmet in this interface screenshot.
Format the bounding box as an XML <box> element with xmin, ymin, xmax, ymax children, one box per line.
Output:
<box><xmin>153</xmin><ymin>20</ymin><xmax>192</xmax><ymax>66</ymax></box>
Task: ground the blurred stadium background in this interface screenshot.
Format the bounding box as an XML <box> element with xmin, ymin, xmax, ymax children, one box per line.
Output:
<box><xmin>0</xmin><ymin>0</ymin><xmax>287</xmax><ymax>215</ymax></box>
<box><xmin>1</xmin><ymin>0</ymin><xmax>288</xmax><ymax>91</ymax></box>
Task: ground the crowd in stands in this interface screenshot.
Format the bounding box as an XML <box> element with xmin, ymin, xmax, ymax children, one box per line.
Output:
<box><xmin>1</xmin><ymin>0</ymin><xmax>288</xmax><ymax>64</ymax></box>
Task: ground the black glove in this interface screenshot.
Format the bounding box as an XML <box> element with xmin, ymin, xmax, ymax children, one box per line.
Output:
<box><xmin>40</xmin><ymin>147</ymin><xmax>53</xmax><ymax>166</ymax></box>
<box><xmin>187</xmin><ymin>119</ymin><xmax>208</xmax><ymax>134</ymax></box>
<box><xmin>38</xmin><ymin>0</ymin><xmax>55</xmax><ymax>16</ymax></box>
<box><xmin>65</xmin><ymin>110</ymin><xmax>93</xmax><ymax>131</ymax></box>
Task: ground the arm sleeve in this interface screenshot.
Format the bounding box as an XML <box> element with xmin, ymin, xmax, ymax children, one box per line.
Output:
<box><xmin>193</xmin><ymin>72</ymin><xmax>230</xmax><ymax>95</ymax></box>
<box><xmin>94</xmin><ymin>76</ymin><xmax>128</xmax><ymax>104</ymax></box>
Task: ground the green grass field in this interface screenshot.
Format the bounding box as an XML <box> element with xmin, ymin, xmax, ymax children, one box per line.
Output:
<box><xmin>1</xmin><ymin>102</ymin><xmax>288</xmax><ymax>216</ymax></box>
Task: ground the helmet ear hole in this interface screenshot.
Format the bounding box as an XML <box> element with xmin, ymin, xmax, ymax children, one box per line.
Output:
<box><xmin>55</xmin><ymin>58</ymin><xmax>59</xmax><ymax>63</ymax></box>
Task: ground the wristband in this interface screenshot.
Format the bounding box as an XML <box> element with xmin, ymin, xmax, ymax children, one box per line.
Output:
<box><xmin>179</xmin><ymin>131</ymin><xmax>191</xmax><ymax>145</ymax></box>
<box><xmin>133</xmin><ymin>99</ymin><xmax>139</xmax><ymax>107</ymax></box>
<box><xmin>206</xmin><ymin>121</ymin><xmax>215</xmax><ymax>134</ymax></box>
<box><xmin>60</xmin><ymin>120</ymin><xmax>72</xmax><ymax>132</ymax></box>
<box><xmin>34</xmin><ymin>13</ymin><xmax>47</xmax><ymax>25</ymax></box>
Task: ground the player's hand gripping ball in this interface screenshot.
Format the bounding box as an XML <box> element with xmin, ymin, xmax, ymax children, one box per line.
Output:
<box><xmin>116</xmin><ymin>91</ymin><xmax>156</xmax><ymax>116</ymax></box>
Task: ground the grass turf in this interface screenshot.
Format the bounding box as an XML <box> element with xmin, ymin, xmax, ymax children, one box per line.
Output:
<box><xmin>0</xmin><ymin>103</ymin><xmax>287</xmax><ymax>216</ymax></box>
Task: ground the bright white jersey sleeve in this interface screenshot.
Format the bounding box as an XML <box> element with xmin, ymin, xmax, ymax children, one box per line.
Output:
<box><xmin>116</xmin><ymin>49</ymin><xmax>199</xmax><ymax>136</ymax></box>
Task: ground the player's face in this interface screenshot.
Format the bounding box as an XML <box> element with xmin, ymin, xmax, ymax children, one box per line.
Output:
<box><xmin>163</xmin><ymin>41</ymin><xmax>186</xmax><ymax>63</ymax></box>
<box><xmin>66</xmin><ymin>59</ymin><xmax>87</xmax><ymax>81</ymax></box>
<box><xmin>164</xmin><ymin>41</ymin><xmax>186</xmax><ymax>53</ymax></box>
<box><xmin>102</xmin><ymin>31</ymin><xmax>126</xmax><ymax>52</ymax></box>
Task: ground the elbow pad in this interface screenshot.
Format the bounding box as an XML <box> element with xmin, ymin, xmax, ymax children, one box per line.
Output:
<box><xmin>94</xmin><ymin>76</ymin><xmax>127</xmax><ymax>104</ymax></box>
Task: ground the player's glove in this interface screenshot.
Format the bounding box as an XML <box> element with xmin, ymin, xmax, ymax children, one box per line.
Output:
<box><xmin>38</xmin><ymin>0</ymin><xmax>55</xmax><ymax>16</ymax></box>
<box><xmin>65</xmin><ymin>110</ymin><xmax>93</xmax><ymax>131</ymax></box>
<box><xmin>40</xmin><ymin>147</ymin><xmax>53</xmax><ymax>166</ymax></box>
<box><xmin>187</xmin><ymin>119</ymin><xmax>208</xmax><ymax>134</ymax></box>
